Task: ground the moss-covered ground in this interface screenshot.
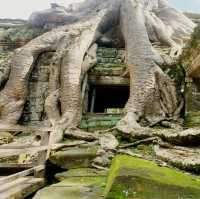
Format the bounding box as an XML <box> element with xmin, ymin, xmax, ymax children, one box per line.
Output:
<box><xmin>105</xmin><ymin>155</ymin><xmax>200</xmax><ymax>199</ymax></box>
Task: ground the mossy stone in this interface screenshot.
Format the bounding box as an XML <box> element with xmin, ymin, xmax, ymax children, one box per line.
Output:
<box><xmin>49</xmin><ymin>146</ymin><xmax>99</xmax><ymax>169</ymax></box>
<box><xmin>105</xmin><ymin>155</ymin><xmax>200</xmax><ymax>199</ymax></box>
<box><xmin>55</xmin><ymin>168</ymin><xmax>108</xmax><ymax>181</ymax></box>
<box><xmin>33</xmin><ymin>176</ymin><xmax>106</xmax><ymax>199</ymax></box>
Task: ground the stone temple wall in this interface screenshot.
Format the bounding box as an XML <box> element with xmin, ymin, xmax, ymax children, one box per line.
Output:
<box><xmin>21</xmin><ymin>47</ymin><xmax>126</xmax><ymax>126</ymax></box>
<box><xmin>96</xmin><ymin>47</ymin><xmax>125</xmax><ymax>65</ymax></box>
<box><xmin>0</xmin><ymin>44</ymin><xmax>186</xmax><ymax>128</ymax></box>
<box><xmin>20</xmin><ymin>52</ymin><xmax>53</xmax><ymax>125</ymax></box>
<box><xmin>0</xmin><ymin>22</ymin><xmax>51</xmax><ymax>125</ymax></box>
<box><xmin>81</xmin><ymin>47</ymin><xmax>127</xmax><ymax>131</ymax></box>
<box><xmin>88</xmin><ymin>47</ymin><xmax>126</xmax><ymax>77</ymax></box>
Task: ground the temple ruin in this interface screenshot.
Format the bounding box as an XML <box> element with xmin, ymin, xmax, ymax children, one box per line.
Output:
<box><xmin>0</xmin><ymin>0</ymin><xmax>200</xmax><ymax>198</ymax></box>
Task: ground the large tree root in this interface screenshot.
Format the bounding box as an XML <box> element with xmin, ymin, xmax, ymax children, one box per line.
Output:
<box><xmin>117</xmin><ymin>0</ymin><xmax>182</xmax><ymax>131</ymax></box>
<box><xmin>116</xmin><ymin>127</ymin><xmax>200</xmax><ymax>147</ymax></box>
<box><xmin>64</xmin><ymin>127</ymin><xmax>98</xmax><ymax>141</ymax></box>
<box><xmin>154</xmin><ymin>145</ymin><xmax>200</xmax><ymax>173</ymax></box>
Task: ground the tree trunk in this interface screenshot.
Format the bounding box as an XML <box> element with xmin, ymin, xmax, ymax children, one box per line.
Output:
<box><xmin>116</xmin><ymin>0</ymin><xmax>183</xmax><ymax>131</ymax></box>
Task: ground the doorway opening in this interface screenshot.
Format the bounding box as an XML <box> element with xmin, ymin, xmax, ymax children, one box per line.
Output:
<box><xmin>87</xmin><ymin>85</ymin><xmax>129</xmax><ymax>114</ymax></box>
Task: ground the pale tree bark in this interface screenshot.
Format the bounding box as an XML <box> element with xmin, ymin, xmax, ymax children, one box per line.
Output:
<box><xmin>117</xmin><ymin>0</ymin><xmax>185</xmax><ymax>132</ymax></box>
<box><xmin>45</xmin><ymin>2</ymin><xmax>121</xmax><ymax>144</ymax></box>
<box><xmin>0</xmin><ymin>30</ymin><xmax>66</xmax><ymax>124</ymax></box>
<box><xmin>0</xmin><ymin>0</ymin><xmax>195</xmax><ymax>142</ymax></box>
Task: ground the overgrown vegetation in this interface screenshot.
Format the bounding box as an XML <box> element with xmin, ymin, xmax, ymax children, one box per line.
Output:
<box><xmin>180</xmin><ymin>24</ymin><xmax>200</xmax><ymax>67</ymax></box>
<box><xmin>0</xmin><ymin>26</ymin><xmax>47</xmax><ymax>43</ymax></box>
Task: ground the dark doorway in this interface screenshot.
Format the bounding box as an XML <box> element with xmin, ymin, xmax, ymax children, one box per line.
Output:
<box><xmin>88</xmin><ymin>85</ymin><xmax>129</xmax><ymax>114</ymax></box>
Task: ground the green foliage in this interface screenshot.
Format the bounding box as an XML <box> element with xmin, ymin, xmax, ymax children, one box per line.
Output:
<box><xmin>180</xmin><ymin>24</ymin><xmax>200</xmax><ymax>68</ymax></box>
<box><xmin>190</xmin><ymin>24</ymin><xmax>200</xmax><ymax>48</ymax></box>
<box><xmin>184</xmin><ymin>111</ymin><xmax>200</xmax><ymax>127</ymax></box>
<box><xmin>55</xmin><ymin>168</ymin><xmax>108</xmax><ymax>181</ymax></box>
<box><xmin>0</xmin><ymin>25</ymin><xmax>47</xmax><ymax>44</ymax></box>
<box><xmin>5</xmin><ymin>26</ymin><xmax>46</xmax><ymax>42</ymax></box>
<box><xmin>0</xmin><ymin>52</ymin><xmax>10</xmax><ymax>63</ymax></box>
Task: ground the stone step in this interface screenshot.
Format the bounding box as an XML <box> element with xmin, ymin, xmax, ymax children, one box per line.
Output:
<box><xmin>49</xmin><ymin>146</ymin><xmax>99</xmax><ymax>169</ymax></box>
<box><xmin>33</xmin><ymin>176</ymin><xmax>106</xmax><ymax>199</ymax></box>
<box><xmin>0</xmin><ymin>177</ymin><xmax>44</xmax><ymax>199</ymax></box>
<box><xmin>55</xmin><ymin>168</ymin><xmax>108</xmax><ymax>181</ymax></box>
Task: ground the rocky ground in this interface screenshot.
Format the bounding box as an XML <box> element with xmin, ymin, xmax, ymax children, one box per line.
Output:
<box><xmin>1</xmin><ymin>125</ymin><xmax>200</xmax><ymax>198</ymax></box>
<box><xmin>2</xmin><ymin>124</ymin><xmax>200</xmax><ymax>198</ymax></box>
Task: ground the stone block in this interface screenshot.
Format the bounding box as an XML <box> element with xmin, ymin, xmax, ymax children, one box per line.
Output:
<box><xmin>50</xmin><ymin>146</ymin><xmax>99</xmax><ymax>169</ymax></box>
<box><xmin>105</xmin><ymin>155</ymin><xmax>200</xmax><ymax>199</ymax></box>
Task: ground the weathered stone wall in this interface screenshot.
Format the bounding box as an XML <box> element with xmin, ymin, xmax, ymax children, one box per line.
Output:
<box><xmin>96</xmin><ymin>47</ymin><xmax>125</xmax><ymax>65</ymax></box>
<box><xmin>20</xmin><ymin>47</ymin><xmax>126</xmax><ymax>125</ymax></box>
<box><xmin>0</xmin><ymin>46</ymin><xmax>185</xmax><ymax>126</ymax></box>
<box><xmin>80</xmin><ymin>114</ymin><xmax>121</xmax><ymax>132</ymax></box>
<box><xmin>20</xmin><ymin>52</ymin><xmax>53</xmax><ymax>125</ymax></box>
<box><xmin>85</xmin><ymin>47</ymin><xmax>185</xmax><ymax>130</ymax></box>
<box><xmin>0</xmin><ymin>21</ymin><xmax>52</xmax><ymax>125</ymax></box>
<box><xmin>91</xmin><ymin>47</ymin><xmax>126</xmax><ymax>74</ymax></box>
<box><xmin>89</xmin><ymin>47</ymin><xmax>128</xmax><ymax>85</ymax></box>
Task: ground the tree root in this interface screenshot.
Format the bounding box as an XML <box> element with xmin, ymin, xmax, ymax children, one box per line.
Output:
<box><xmin>117</xmin><ymin>126</ymin><xmax>200</xmax><ymax>147</ymax></box>
<box><xmin>119</xmin><ymin>137</ymin><xmax>159</xmax><ymax>149</ymax></box>
<box><xmin>154</xmin><ymin>145</ymin><xmax>200</xmax><ymax>173</ymax></box>
<box><xmin>64</xmin><ymin>127</ymin><xmax>98</xmax><ymax>141</ymax></box>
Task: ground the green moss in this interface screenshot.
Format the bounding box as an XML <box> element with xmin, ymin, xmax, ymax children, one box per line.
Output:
<box><xmin>98</xmin><ymin>48</ymin><xmax>117</xmax><ymax>57</ymax></box>
<box><xmin>89</xmin><ymin>66</ymin><xmax>126</xmax><ymax>76</ymax></box>
<box><xmin>184</xmin><ymin>111</ymin><xmax>200</xmax><ymax>127</ymax></box>
<box><xmin>53</xmin><ymin>176</ymin><xmax>106</xmax><ymax>187</ymax></box>
<box><xmin>85</xmin><ymin>115</ymin><xmax>122</xmax><ymax>122</ymax></box>
<box><xmin>104</xmin><ymin>155</ymin><xmax>121</xmax><ymax>196</ymax></box>
<box><xmin>4</xmin><ymin>25</ymin><xmax>46</xmax><ymax>42</ymax></box>
<box><xmin>180</xmin><ymin>24</ymin><xmax>200</xmax><ymax>68</ymax></box>
<box><xmin>0</xmin><ymin>51</ymin><xmax>11</xmax><ymax>63</ymax></box>
<box><xmin>161</xmin><ymin>63</ymin><xmax>185</xmax><ymax>103</ymax></box>
<box><xmin>105</xmin><ymin>155</ymin><xmax>200</xmax><ymax>198</ymax></box>
<box><xmin>93</xmin><ymin>63</ymin><xmax>126</xmax><ymax>68</ymax></box>
<box><xmin>107</xmin><ymin>177</ymin><xmax>200</xmax><ymax>199</ymax></box>
<box><xmin>55</xmin><ymin>168</ymin><xmax>108</xmax><ymax>181</ymax></box>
